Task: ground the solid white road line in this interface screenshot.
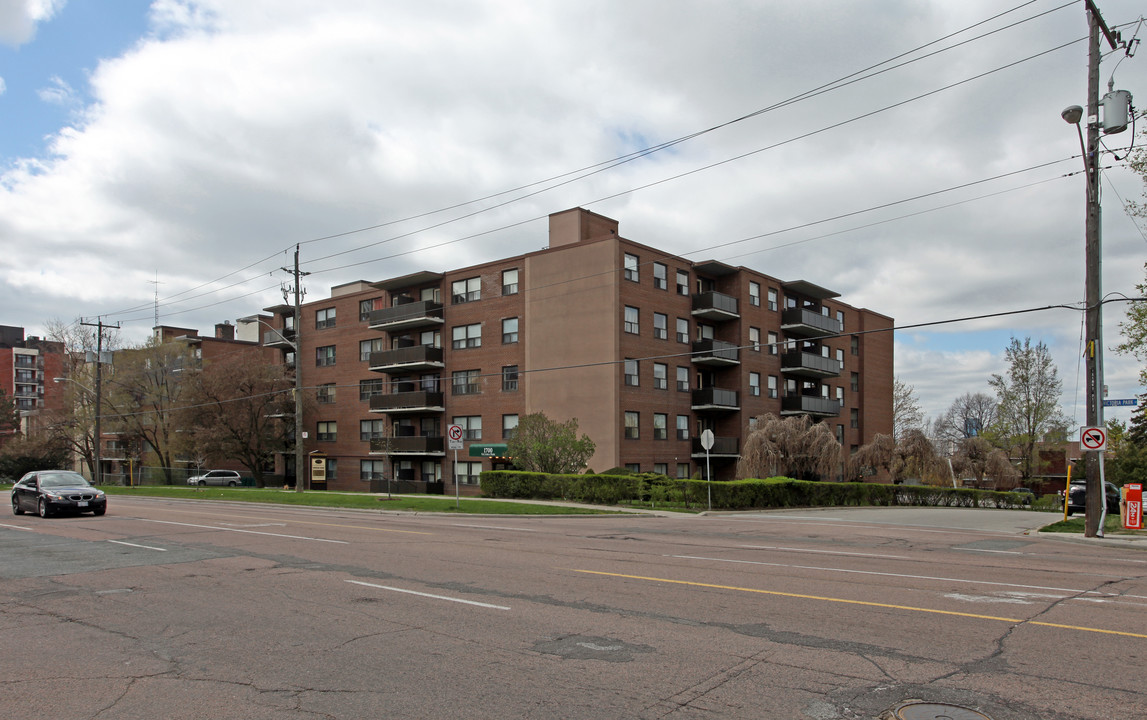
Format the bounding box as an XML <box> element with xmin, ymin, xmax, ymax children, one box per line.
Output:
<box><xmin>346</xmin><ymin>580</ymin><xmax>510</xmax><ymax>610</ymax></box>
<box><xmin>108</xmin><ymin>540</ymin><xmax>167</xmax><ymax>551</ymax></box>
<box><xmin>133</xmin><ymin>518</ymin><xmax>349</xmax><ymax>544</ymax></box>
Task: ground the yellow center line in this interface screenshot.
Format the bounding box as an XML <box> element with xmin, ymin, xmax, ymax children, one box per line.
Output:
<box><xmin>569</xmin><ymin>569</ymin><xmax>1147</xmax><ymax>640</ymax></box>
<box><xmin>125</xmin><ymin>504</ymin><xmax>433</xmax><ymax>535</ymax></box>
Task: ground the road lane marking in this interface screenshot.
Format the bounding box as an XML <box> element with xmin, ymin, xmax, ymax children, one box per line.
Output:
<box><xmin>958</xmin><ymin>548</ymin><xmax>1024</xmax><ymax>555</ymax></box>
<box><xmin>346</xmin><ymin>580</ymin><xmax>510</xmax><ymax>610</ymax></box>
<box><xmin>728</xmin><ymin>516</ymin><xmax>1021</xmax><ymax>537</ymax></box>
<box><xmin>0</xmin><ymin>522</ymin><xmax>35</xmax><ymax>531</ymax></box>
<box><xmin>108</xmin><ymin>540</ymin><xmax>167</xmax><ymax>551</ymax></box>
<box><xmin>570</xmin><ymin>569</ymin><xmax>1147</xmax><ymax>639</ymax></box>
<box><xmin>741</xmin><ymin>545</ymin><xmax>909</xmax><ymax>559</ymax></box>
<box><xmin>451</xmin><ymin>524</ymin><xmax>540</xmax><ymax>532</ymax></box>
<box><xmin>133</xmin><ymin>518</ymin><xmax>349</xmax><ymax>544</ymax></box>
<box><xmin>667</xmin><ymin>554</ymin><xmax>1131</xmax><ymax>598</ymax></box>
<box><xmin>117</xmin><ymin>504</ymin><xmax>432</xmax><ymax>535</ymax></box>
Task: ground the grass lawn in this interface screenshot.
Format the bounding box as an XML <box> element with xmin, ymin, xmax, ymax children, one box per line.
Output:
<box><xmin>1040</xmin><ymin>513</ymin><xmax>1146</xmax><ymax>536</ymax></box>
<box><xmin>99</xmin><ymin>485</ymin><xmax>619</xmax><ymax>515</ymax></box>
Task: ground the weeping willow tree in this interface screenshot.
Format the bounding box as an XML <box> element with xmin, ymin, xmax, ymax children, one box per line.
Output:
<box><xmin>736</xmin><ymin>414</ymin><xmax>841</xmax><ymax>481</ymax></box>
<box><xmin>849</xmin><ymin>429</ymin><xmax>943</xmax><ymax>484</ymax></box>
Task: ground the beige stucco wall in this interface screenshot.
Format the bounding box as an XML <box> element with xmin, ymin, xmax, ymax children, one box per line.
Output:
<box><xmin>524</xmin><ymin>238</ymin><xmax>620</xmax><ymax>471</ymax></box>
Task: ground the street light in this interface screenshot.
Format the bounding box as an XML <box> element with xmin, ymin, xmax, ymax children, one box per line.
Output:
<box><xmin>238</xmin><ymin>315</ymin><xmax>305</xmax><ymax>493</ymax></box>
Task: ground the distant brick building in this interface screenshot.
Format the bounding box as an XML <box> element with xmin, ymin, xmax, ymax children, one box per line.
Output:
<box><xmin>0</xmin><ymin>325</ymin><xmax>66</xmax><ymax>441</ymax></box>
<box><xmin>260</xmin><ymin>208</ymin><xmax>894</xmax><ymax>494</ymax></box>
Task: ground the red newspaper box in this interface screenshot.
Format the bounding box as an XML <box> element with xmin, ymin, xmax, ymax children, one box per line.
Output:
<box><xmin>1125</xmin><ymin>483</ymin><xmax>1142</xmax><ymax>530</ymax></box>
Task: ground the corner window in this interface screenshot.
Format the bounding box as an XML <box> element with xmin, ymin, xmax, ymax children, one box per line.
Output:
<box><xmin>851</xmin><ymin>336</ymin><xmax>860</xmax><ymax>356</ymax></box>
<box><xmin>624</xmin><ymin>411</ymin><xmax>639</xmax><ymax>439</ymax></box>
<box><xmin>677</xmin><ymin>366</ymin><xmax>690</xmax><ymax>392</ymax></box>
<box><xmin>359</xmin><ymin>297</ymin><xmax>383</xmax><ymax>321</ymax></box>
<box><xmin>624</xmin><ymin>359</ymin><xmax>639</xmax><ymax>387</ymax></box>
<box><xmin>749</xmin><ymin>372</ymin><xmax>761</xmax><ymax>396</ymax></box>
<box><xmin>653</xmin><ymin>262</ymin><xmax>668</xmax><ymax>290</ymax></box>
<box><xmin>676</xmin><ymin>270</ymin><xmax>689</xmax><ymax>295</ymax></box>
<box><xmin>502</xmin><ymin>365</ymin><xmax>519</xmax><ymax>392</ymax></box>
<box><xmin>502</xmin><ymin>414</ymin><xmax>519</xmax><ymax>439</ymax></box>
<box><xmin>452</xmin><ymin>369</ymin><xmax>481</xmax><ymax>396</ymax></box>
<box><xmin>624</xmin><ymin>253</ymin><xmax>639</xmax><ymax>282</ymax></box>
<box><xmin>315</xmin><ymin>307</ymin><xmax>336</xmax><ymax>329</ymax></box>
<box><xmin>624</xmin><ymin>306</ymin><xmax>639</xmax><ymax>334</ymax></box>
<box><xmin>767</xmin><ymin>288</ymin><xmax>778</xmax><ymax>311</ymax></box>
<box><xmin>676</xmin><ymin>318</ymin><xmax>689</xmax><ymax>344</ymax></box>
<box><xmin>502</xmin><ymin>268</ymin><xmax>519</xmax><ymax>295</ymax></box>
<box><xmin>451</xmin><ymin>277</ymin><xmax>481</xmax><ymax>304</ymax></box>
<box><xmin>502</xmin><ymin>317</ymin><xmax>519</xmax><ymax>344</ymax></box>
<box><xmin>749</xmin><ymin>282</ymin><xmax>761</xmax><ymax>306</ymax></box>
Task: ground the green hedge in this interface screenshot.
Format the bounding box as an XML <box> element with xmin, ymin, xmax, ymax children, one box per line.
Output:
<box><xmin>479</xmin><ymin>471</ymin><xmax>1035</xmax><ymax>511</ymax></box>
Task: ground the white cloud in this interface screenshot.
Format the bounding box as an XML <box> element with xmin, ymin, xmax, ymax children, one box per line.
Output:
<box><xmin>0</xmin><ymin>0</ymin><xmax>65</xmax><ymax>46</ymax></box>
<box><xmin>36</xmin><ymin>75</ymin><xmax>75</xmax><ymax>105</ymax></box>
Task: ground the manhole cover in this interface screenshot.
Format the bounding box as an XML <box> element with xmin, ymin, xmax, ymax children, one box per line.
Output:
<box><xmin>894</xmin><ymin>702</ymin><xmax>992</xmax><ymax>720</ymax></box>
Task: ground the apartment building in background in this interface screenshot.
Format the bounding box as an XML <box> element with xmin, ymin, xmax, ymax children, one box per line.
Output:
<box><xmin>258</xmin><ymin>208</ymin><xmax>894</xmax><ymax>494</ymax></box>
<box><xmin>0</xmin><ymin>325</ymin><xmax>66</xmax><ymax>441</ymax></box>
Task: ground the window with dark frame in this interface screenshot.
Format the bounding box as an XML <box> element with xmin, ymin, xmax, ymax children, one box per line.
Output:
<box><xmin>502</xmin><ymin>365</ymin><xmax>519</xmax><ymax>391</ymax></box>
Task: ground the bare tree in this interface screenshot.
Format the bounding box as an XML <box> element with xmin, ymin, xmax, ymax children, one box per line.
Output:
<box><xmin>737</xmin><ymin>414</ymin><xmax>841</xmax><ymax>481</ymax></box>
<box><xmin>893</xmin><ymin>377</ymin><xmax>924</xmax><ymax>440</ymax></box>
<box><xmin>989</xmin><ymin>337</ymin><xmax>1066</xmax><ymax>480</ymax></box>
<box><xmin>850</xmin><ymin>430</ymin><xmax>939</xmax><ymax>484</ymax></box>
<box><xmin>933</xmin><ymin>392</ymin><xmax>998</xmax><ymax>450</ymax></box>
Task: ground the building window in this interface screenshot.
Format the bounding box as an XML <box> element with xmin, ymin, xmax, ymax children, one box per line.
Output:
<box><xmin>456</xmin><ymin>461</ymin><xmax>482</xmax><ymax>485</ymax></box>
<box><xmin>360</xmin><ymin>337</ymin><xmax>385</xmax><ymax>362</ymax></box>
<box><xmin>452</xmin><ymin>369</ymin><xmax>482</xmax><ymax>395</ymax></box>
<box><xmin>317</xmin><ymin>421</ymin><xmax>337</xmax><ymax>442</ymax></box>
<box><xmin>851</xmin><ymin>372</ymin><xmax>859</xmax><ymax>392</ymax></box>
<box><xmin>451</xmin><ymin>277</ymin><xmax>481</xmax><ymax>304</ymax></box>
<box><xmin>677</xmin><ymin>415</ymin><xmax>689</xmax><ymax>441</ymax></box>
<box><xmin>453</xmin><ymin>415</ymin><xmax>482</xmax><ymax>440</ymax></box>
<box><xmin>652</xmin><ymin>312</ymin><xmax>668</xmax><ymax>340</ymax></box>
<box><xmin>677</xmin><ymin>463</ymin><xmax>690</xmax><ymax>479</ymax></box>
<box><xmin>502</xmin><ymin>365</ymin><xmax>519</xmax><ymax>391</ymax></box>
<box><xmin>653</xmin><ymin>363</ymin><xmax>668</xmax><ymax>390</ymax></box>
<box><xmin>452</xmin><ymin>323</ymin><xmax>482</xmax><ymax>350</ymax></box>
<box><xmin>850</xmin><ymin>408</ymin><xmax>859</xmax><ymax>429</ymax></box>
<box><xmin>360</xmin><ymin>378</ymin><xmax>385</xmax><ymax>401</ymax></box>
<box><xmin>768</xmin><ymin>375</ymin><xmax>779</xmax><ymax>399</ymax></box>
<box><xmin>624</xmin><ymin>306</ymin><xmax>639</xmax><ymax>334</ymax></box>
<box><xmin>767</xmin><ymin>288</ymin><xmax>778</xmax><ymax>311</ymax></box>
<box><xmin>624</xmin><ymin>359</ymin><xmax>639</xmax><ymax>387</ymax></box>
<box><xmin>749</xmin><ymin>372</ymin><xmax>761</xmax><ymax>396</ymax></box>
<box><xmin>503</xmin><ymin>268</ymin><xmax>519</xmax><ymax>295</ymax></box>
<box><xmin>653</xmin><ymin>262</ymin><xmax>668</xmax><ymax>290</ymax></box>
<box><xmin>767</xmin><ymin>331</ymin><xmax>778</xmax><ymax>355</ymax></box>
<box><xmin>360</xmin><ymin>419</ymin><xmax>386</xmax><ymax>442</ymax></box>
<box><xmin>677</xmin><ymin>366</ymin><xmax>690</xmax><ymax>392</ymax></box>
<box><xmin>625</xmin><ymin>463</ymin><xmax>641</xmax><ymax>473</ymax></box>
<box><xmin>836</xmin><ymin>348</ymin><xmax>844</xmax><ymax>364</ymax></box>
<box><xmin>316</xmin><ymin>345</ymin><xmax>336</xmax><ymax>367</ymax></box>
<box><xmin>503</xmin><ymin>414</ymin><xmax>518</xmax><ymax>440</ymax></box>
<box><xmin>837</xmin><ymin>425</ymin><xmax>845</xmax><ymax>444</ymax></box>
<box><xmin>750</xmin><ymin>327</ymin><xmax>760</xmax><ymax>352</ymax></box>
<box><xmin>653</xmin><ymin>413</ymin><xmax>668</xmax><ymax>440</ymax></box>
<box><xmin>851</xmin><ymin>336</ymin><xmax>859</xmax><ymax>356</ymax></box>
<box><xmin>624</xmin><ymin>253</ymin><xmax>639</xmax><ymax>282</ymax></box>
<box><xmin>359</xmin><ymin>297</ymin><xmax>383</xmax><ymax>321</ymax></box>
<box><xmin>316</xmin><ymin>383</ymin><xmax>336</xmax><ymax>404</ymax></box>
<box><xmin>749</xmin><ymin>281</ymin><xmax>761</xmax><ymax>306</ymax></box>
<box><xmin>360</xmin><ymin>459</ymin><xmax>385</xmax><ymax>481</ymax></box>
<box><xmin>624</xmin><ymin>411</ymin><xmax>639</xmax><ymax>439</ymax></box>
<box><xmin>676</xmin><ymin>270</ymin><xmax>689</xmax><ymax>295</ymax></box>
<box><xmin>654</xmin><ymin>463</ymin><xmax>668</xmax><ymax>476</ymax></box>
<box><xmin>315</xmin><ymin>307</ymin><xmax>336</xmax><ymax>329</ymax></box>
<box><xmin>836</xmin><ymin>310</ymin><xmax>845</xmax><ymax>331</ymax></box>
<box><xmin>836</xmin><ymin>386</ymin><xmax>845</xmax><ymax>406</ymax></box>
<box><xmin>676</xmin><ymin>317</ymin><xmax>689</xmax><ymax>343</ymax></box>
<box><xmin>502</xmin><ymin>317</ymin><xmax>519</xmax><ymax>344</ymax></box>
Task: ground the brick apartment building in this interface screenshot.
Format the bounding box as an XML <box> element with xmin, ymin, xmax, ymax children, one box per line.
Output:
<box><xmin>0</xmin><ymin>325</ymin><xmax>66</xmax><ymax>441</ymax></box>
<box><xmin>260</xmin><ymin>208</ymin><xmax>894</xmax><ymax>494</ymax></box>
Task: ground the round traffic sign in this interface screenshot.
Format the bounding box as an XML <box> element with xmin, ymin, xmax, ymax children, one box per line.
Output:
<box><xmin>1080</xmin><ymin>426</ymin><xmax>1106</xmax><ymax>451</ymax></box>
<box><xmin>448</xmin><ymin>424</ymin><xmax>464</xmax><ymax>441</ymax></box>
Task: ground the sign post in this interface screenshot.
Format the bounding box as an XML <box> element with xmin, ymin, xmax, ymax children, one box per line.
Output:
<box><xmin>700</xmin><ymin>429</ymin><xmax>714</xmax><ymax>512</ymax></box>
<box><xmin>448</xmin><ymin>424</ymin><xmax>464</xmax><ymax>508</ymax></box>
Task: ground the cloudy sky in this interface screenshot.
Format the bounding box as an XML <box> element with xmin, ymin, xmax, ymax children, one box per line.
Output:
<box><xmin>1</xmin><ymin>0</ymin><xmax>1145</xmax><ymax>431</ymax></box>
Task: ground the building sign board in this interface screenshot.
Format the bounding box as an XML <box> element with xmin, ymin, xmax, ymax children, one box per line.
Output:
<box><xmin>1125</xmin><ymin>484</ymin><xmax>1142</xmax><ymax>531</ymax></box>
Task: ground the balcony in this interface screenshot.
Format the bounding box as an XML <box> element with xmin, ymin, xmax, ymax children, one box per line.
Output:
<box><xmin>691</xmin><ymin>291</ymin><xmax>739</xmax><ymax>321</ymax></box>
<box><xmin>369</xmin><ymin>391</ymin><xmax>445</xmax><ymax>414</ymax></box>
<box><xmin>691</xmin><ymin>436</ymin><xmax>739</xmax><ymax>457</ymax></box>
<box><xmin>781</xmin><ymin>307</ymin><xmax>841</xmax><ymax>339</ymax></box>
<box><xmin>781</xmin><ymin>395</ymin><xmax>842</xmax><ymax>417</ymax></box>
<box><xmin>367</xmin><ymin>300</ymin><xmax>444</xmax><ymax>331</ymax></box>
<box><xmin>370</xmin><ymin>436</ymin><xmax>445</xmax><ymax>456</ymax></box>
<box><xmin>780</xmin><ymin>351</ymin><xmax>841</xmax><ymax>378</ymax></box>
<box><xmin>369</xmin><ymin>345</ymin><xmax>444</xmax><ymax>373</ymax></box>
<box><xmin>691</xmin><ymin>387</ymin><xmax>739</xmax><ymax>411</ymax></box>
<box><xmin>691</xmin><ymin>339</ymin><xmax>740</xmax><ymax>366</ymax></box>
<box><xmin>262</xmin><ymin>328</ymin><xmax>296</xmax><ymax>348</ymax></box>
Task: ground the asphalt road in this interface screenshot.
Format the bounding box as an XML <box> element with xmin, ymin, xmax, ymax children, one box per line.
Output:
<box><xmin>2</xmin><ymin>498</ymin><xmax>1144</xmax><ymax>720</ymax></box>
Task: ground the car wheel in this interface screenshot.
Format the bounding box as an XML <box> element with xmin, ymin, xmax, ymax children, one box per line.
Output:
<box><xmin>93</xmin><ymin>506</ymin><xmax>106</xmax><ymax>516</ymax></box>
<box><xmin>12</xmin><ymin>496</ymin><xmax>22</xmax><ymax>515</ymax></box>
<box><xmin>227</xmin><ymin>480</ymin><xmax>238</xmax><ymax>487</ymax></box>
<box><xmin>198</xmin><ymin>480</ymin><xmax>207</xmax><ymax>486</ymax></box>
<box><xmin>38</xmin><ymin>498</ymin><xmax>50</xmax><ymax>518</ymax></box>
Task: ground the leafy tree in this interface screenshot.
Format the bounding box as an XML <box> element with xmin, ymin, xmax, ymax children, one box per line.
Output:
<box><xmin>989</xmin><ymin>337</ymin><xmax>1066</xmax><ymax>480</ymax></box>
<box><xmin>893</xmin><ymin>377</ymin><xmax>924</xmax><ymax>439</ymax></box>
<box><xmin>177</xmin><ymin>352</ymin><xmax>297</xmax><ymax>488</ymax></box>
<box><xmin>0</xmin><ymin>432</ymin><xmax>70</xmax><ymax>480</ymax></box>
<box><xmin>506</xmin><ymin>413</ymin><xmax>596</xmax><ymax>474</ymax></box>
<box><xmin>933</xmin><ymin>392</ymin><xmax>998</xmax><ymax>448</ymax></box>
<box><xmin>737</xmin><ymin>413</ymin><xmax>840</xmax><ymax>480</ymax></box>
<box><xmin>1126</xmin><ymin>393</ymin><xmax>1147</xmax><ymax>447</ymax></box>
<box><xmin>0</xmin><ymin>387</ymin><xmax>20</xmax><ymax>444</ymax></box>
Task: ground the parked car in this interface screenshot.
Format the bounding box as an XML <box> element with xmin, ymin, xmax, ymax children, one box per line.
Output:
<box><xmin>187</xmin><ymin>469</ymin><xmax>243</xmax><ymax>487</ymax></box>
<box><xmin>1066</xmin><ymin>480</ymin><xmax>1120</xmax><ymax>516</ymax></box>
<box><xmin>12</xmin><ymin>470</ymin><xmax>107</xmax><ymax>518</ymax></box>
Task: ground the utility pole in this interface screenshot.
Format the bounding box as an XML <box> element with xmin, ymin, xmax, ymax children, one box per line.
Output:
<box><xmin>80</xmin><ymin>317</ymin><xmax>120</xmax><ymax>485</ymax></box>
<box><xmin>283</xmin><ymin>245</ymin><xmax>309</xmax><ymax>493</ymax></box>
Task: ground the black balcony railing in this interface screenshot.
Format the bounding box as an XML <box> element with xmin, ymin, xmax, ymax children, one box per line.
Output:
<box><xmin>781</xmin><ymin>395</ymin><xmax>842</xmax><ymax>417</ymax></box>
<box><xmin>367</xmin><ymin>301</ymin><xmax>444</xmax><ymax>330</ymax></box>
<box><xmin>780</xmin><ymin>307</ymin><xmax>841</xmax><ymax>338</ymax></box>
<box><xmin>780</xmin><ymin>351</ymin><xmax>841</xmax><ymax>378</ymax></box>
<box><xmin>370</xmin><ymin>436</ymin><xmax>445</xmax><ymax>454</ymax></box>
<box><xmin>369</xmin><ymin>391</ymin><xmax>445</xmax><ymax>413</ymax></box>
<box><xmin>691</xmin><ymin>291</ymin><xmax>739</xmax><ymax>320</ymax></box>
<box><xmin>691</xmin><ymin>436</ymin><xmax>739</xmax><ymax>455</ymax></box>
<box><xmin>691</xmin><ymin>339</ymin><xmax>740</xmax><ymax>365</ymax></box>
<box><xmin>691</xmin><ymin>387</ymin><xmax>739</xmax><ymax>410</ymax></box>
<box><xmin>368</xmin><ymin>345</ymin><xmax>444</xmax><ymax>372</ymax></box>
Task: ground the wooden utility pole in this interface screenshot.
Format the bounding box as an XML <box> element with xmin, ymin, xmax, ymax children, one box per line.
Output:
<box><xmin>80</xmin><ymin>318</ymin><xmax>120</xmax><ymax>485</ymax></box>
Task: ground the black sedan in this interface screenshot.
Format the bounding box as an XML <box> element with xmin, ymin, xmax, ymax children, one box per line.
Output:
<box><xmin>11</xmin><ymin>471</ymin><xmax>107</xmax><ymax>518</ymax></box>
<box><xmin>1066</xmin><ymin>480</ymin><xmax>1120</xmax><ymax>516</ymax></box>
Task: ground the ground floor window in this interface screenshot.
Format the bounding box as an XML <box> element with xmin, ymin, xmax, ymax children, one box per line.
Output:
<box><xmin>360</xmin><ymin>459</ymin><xmax>385</xmax><ymax>481</ymax></box>
<box><xmin>456</xmin><ymin>461</ymin><xmax>482</xmax><ymax>485</ymax></box>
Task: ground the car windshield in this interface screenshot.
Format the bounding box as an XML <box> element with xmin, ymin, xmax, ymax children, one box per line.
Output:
<box><xmin>38</xmin><ymin>473</ymin><xmax>92</xmax><ymax>489</ymax></box>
